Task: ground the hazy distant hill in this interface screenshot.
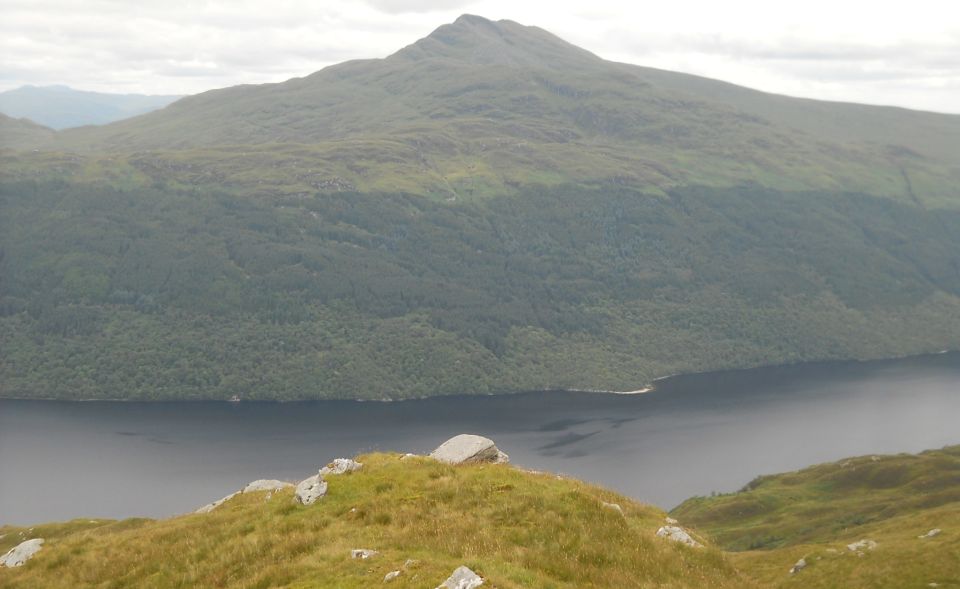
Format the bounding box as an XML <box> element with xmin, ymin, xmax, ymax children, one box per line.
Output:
<box><xmin>0</xmin><ymin>85</ymin><xmax>181</xmax><ymax>130</ymax></box>
<box><xmin>0</xmin><ymin>113</ymin><xmax>54</xmax><ymax>148</ymax></box>
<box><xmin>1</xmin><ymin>16</ymin><xmax>959</xmax><ymax>400</ymax></box>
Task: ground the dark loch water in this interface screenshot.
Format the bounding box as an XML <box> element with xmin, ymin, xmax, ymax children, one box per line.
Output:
<box><xmin>1</xmin><ymin>352</ymin><xmax>958</xmax><ymax>526</ymax></box>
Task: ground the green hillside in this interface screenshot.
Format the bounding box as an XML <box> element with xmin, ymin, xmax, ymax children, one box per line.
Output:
<box><xmin>19</xmin><ymin>15</ymin><xmax>960</xmax><ymax>205</ymax></box>
<box><xmin>2</xmin><ymin>446</ymin><xmax>956</xmax><ymax>588</ymax></box>
<box><xmin>671</xmin><ymin>446</ymin><xmax>960</xmax><ymax>587</ymax></box>
<box><xmin>1</xmin><ymin>15</ymin><xmax>959</xmax><ymax>400</ymax></box>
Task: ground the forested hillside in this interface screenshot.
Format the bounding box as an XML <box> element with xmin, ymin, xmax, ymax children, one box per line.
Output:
<box><xmin>1</xmin><ymin>15</ymin><xmax>958</xmax><ymax>400</ymax></box>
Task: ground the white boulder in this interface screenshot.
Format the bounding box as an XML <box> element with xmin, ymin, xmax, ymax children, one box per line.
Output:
<box><xmin>437</xmin><ymin>565</ymin><xmax>484</xmax><ymax>589</ymax></box>
<box><xmin>351</xmin><ymin>548</ymin><xmax>378</xmax><ymax>559</ymax></box>
<box><xmin>320</xmin><ymin>458</ymin><xmax>363</xmax><ymax>476</ymax></box>
<box><xmin>429</xmin><ymin>435</ymin><xmax>509</xmax><ymax>465</ymax></box>
<box><xmin>789</xmin><ymin>558</ymin><xmax>807</xmax><ymax>574</ymax></box>
<box><xmin>0</xmin><ymin>538</ymin><xmax>44</xmax><ymax>567</ymax></box>
<box><xmin>847</xmin><ymin>539</ymin><xmax>877</xmax><ymax>552</ymax></box>
<box><xmin>295</xmin><ymin>474</ymin><xmax>328</xmax><ymax>505</ymax></box>
<box><xmin>243</xmin><ymin>479</ymin><xmax>293</xmax><ymax>493</ymax></box>
<box><xmin>919</xmin><ymin>529</ymin><xmax>941</xmax><ymax>539</ymax></box>
<box><xmin>384</xmin><ymin>570</ymin><xmax>401</xmax><ymax>582</ymax></box>
<box><xmin>656</xmin><ymin>526</ymin><xmax>702</xmax><ymax>547</ymax></box>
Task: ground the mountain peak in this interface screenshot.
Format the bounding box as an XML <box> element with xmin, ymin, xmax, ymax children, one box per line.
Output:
<box><xmin>391</xmin><ymin>14</ymin><xmax>601</xmax><ymax>70</ymax></box>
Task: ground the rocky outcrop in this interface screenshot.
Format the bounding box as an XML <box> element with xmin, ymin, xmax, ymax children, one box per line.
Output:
<box><xmin>0</xmin><ymin>538</ymin><xmax>44</xmax><ymax>567</ymax></box>
<box><xmin>384</xmin><ymin>570</ymin><xmax>401</xmax><ymax>582</ymax></box>
<box><xmin>437</xmin><ymin>565</ymin><xmax>484</xmax><ymax>589</ymax></box>
<box><xmin>918</xmin><ymin>529</ymin><xmax>941</xmax><ymax>539</ymax></box>
<box><xmin>242</xmin><ymin>479</ymin><xmax>293</xmax><ymax>493</ymax></box>
<box><xmin>429</xmin><ymin>434</ymin><xmax>509</xmax><ymax>465</ymax></box>
<box><xmin>320</xmin><ymin>458</ymin><xmax>363</xmax><ymax>476</ymax></box>
<box><xmin>295</xmin><ymin>474</ymin><xmax>328</xmax><ymax>506</ymax></box>
<box><xmin>656</xmin><ymin>526</ymin><xmax>702</xmax><ymax>547</ymax></box>
<box><xmin>847</xmin><ymin>539</ymin><xmax>877</xmax><ymax>552</ymax></box>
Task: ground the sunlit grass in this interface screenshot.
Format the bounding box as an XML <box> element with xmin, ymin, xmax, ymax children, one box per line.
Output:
<box><xmin>0</xmin><ymin>454</ymin><xmax>750</xmax><ymax>588</ymax></box>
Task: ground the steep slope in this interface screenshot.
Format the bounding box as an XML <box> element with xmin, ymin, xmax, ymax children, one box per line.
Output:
<box><xmin>1</xmin><ymin>16</ymin><xmax>959</xmax><ymax>401</ymax></box>
<box><xmin>0</xmin><ymin>85</ymin><xmax>181</xmax><ymax>130</ymax></box>
<box><xmin>671</xmin><ymin>446</ymin><xmax>960</xmax><ymax>588</ymax></box>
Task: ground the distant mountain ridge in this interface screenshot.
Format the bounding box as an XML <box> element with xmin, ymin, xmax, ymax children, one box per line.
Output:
<box><xmin>1</xmin><ymin>15</ymin><xmax>959</xmax><ymax>401</ymax></box>
<box><xmin>0</xmin><ymin>85</ymin><xmax>181</xmax><ymax>130</ymax></box>
<box><xmin>5</xmin><ymin>14</ymin><xmax>950</xmax><ymax>207</ymax></box>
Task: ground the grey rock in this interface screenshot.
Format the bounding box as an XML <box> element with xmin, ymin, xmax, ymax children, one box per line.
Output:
<box><xmin>918</xmin><ymin>528</ymin><xmax>941</xmax><ymax>539</ymax></box>
<box><xmin>656</xmin><ymin>525</ymin><xmax>702</xmax><ymax>547</ymax></box>
<box><xmin>295</xmin><ymin>474</ymin><xmax>328</xmax><ymax>505</ymax></box>
<box><xmin>242</xmin><ymin>479</ymin><xmax>293</xmax><ymax>493</ymax></box>
<box><xmin>384</xmin><ymin>570</ymin><xmax>401</xmax><ymax>582</ymax></box>
<box><xmin>351</xmin><ymin>548</ymin><xmax>378</xmax><ymax>559</ymax></box>
<box><xmin>196</xmin><ymin>478</ymin><xmax>292</xmax><ymax>513</ymax></box>
<box><xmin>195</xmin><ymin>491</ymin><xmax>239</xmax><ymax>514</ymax></box>
<box><xmin>847</xmin><ymin>539</ymin><xmax>877</xmax><ymax>552</ymax></box>
<box><xmin>436</xmin><ymin>565</ymin><xmax>484</xmax><ymax>589</ymax></box>
<box><xmin>0</xmin><ymin>538</ymin><xmax>44</xmax><ymax>567</ymax></box>
<box><xmin>429</xmin><ymin>434</ymin><xmax>509</xmax><ymax>465</ymax></box>
<box><xmin>789</xmin><ymin>558</ymin><xmax>807</xmax><ymax>574</ymax></box>
<box><xmin>664</xmin><ymin>517</ymin><xmax>678</xmax><ymax>525</ymax></box>
<box><xmin>320</xmin><ymin>458</ymin><xmax>363</xmax><ymax>476</ymax></box>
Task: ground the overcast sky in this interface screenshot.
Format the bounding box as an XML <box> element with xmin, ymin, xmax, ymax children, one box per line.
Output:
<box><xmin>2</xmin><ymin>0</ymin><xmax>958</xmax><ymax>113</ymax></box>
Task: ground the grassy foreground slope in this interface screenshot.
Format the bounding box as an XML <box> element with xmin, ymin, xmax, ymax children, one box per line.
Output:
<box><xmin>0</xmin><ymin>454</ymin><xmax>750</xmax><ymax>589</ymax></box>
<box><xmin>672</xmin><ymin>446</ymin><xmax>960</xmax><ymax>588</ymax></box>
<box><xmin>2</xmin><ymin>447</ymin><xmax>957</xmax><ymax>588</ymax></box>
